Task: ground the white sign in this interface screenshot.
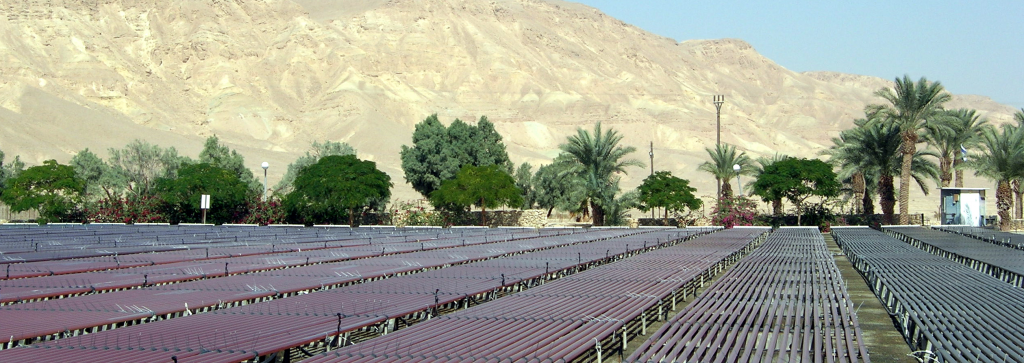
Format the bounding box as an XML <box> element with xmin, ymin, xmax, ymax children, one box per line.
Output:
<box><xmin>201</xmin><ymin>194</ymin><xmax>211</xmax><ymax>210</ymax></box>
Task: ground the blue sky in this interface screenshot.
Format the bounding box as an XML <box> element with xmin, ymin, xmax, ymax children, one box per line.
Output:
<box><xmin>572</xmin><ymin>0</ymin><xmax>1023</xmax><ymax>108</ymax></box>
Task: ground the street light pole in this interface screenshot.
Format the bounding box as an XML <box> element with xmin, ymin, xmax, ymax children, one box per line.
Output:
<box><xmin>733</xmin><ymin>164</ymin><xmax>742</xmax><ymax>196</ymax></box>
<box><xmin>649</xmin><ymin>142</ymin><xmax>654</xmax><ymax>219</ymax></box>
<box><xmin>714</xmin><ymin>95</ymin><xmax>725</xmax><ymax>199</ymax></box>
<box><xmin>261</xmin><ymin>162</ymin><xmax>269</xmax><ymax>201</ymax></box>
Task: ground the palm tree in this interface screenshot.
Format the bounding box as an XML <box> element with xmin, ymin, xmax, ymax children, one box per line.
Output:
<box><xmin>868</xmin><ymin>75</ymin><xmax>951</xmax><ymax>224</ymax></box>
<box><xmin>752</xmin><ymin>153</ymin><xmax>791</xmax><ymax>215</ymax></box>
<box><xmin>698</xmin><ymin>144</ymin><xmax>753</xmax><ymax>200</ymax></box>
<box><xmin>923</xmin><ymin>109</ymin><xmax>988</xmax><ymax>187</ymax></box>
<box><xmin>827</xmin><ymin>120</ymin><xmax>939</xmax><ymax>224</ymax></box>
<box><xmin>969</xmin><ymin>124</ymin><xmax>1024</xmax><ymax>231</ymax></box>
<box><xmin>559</xmin><ymin>123</ymin><xmax>643</xmax><ymax>226</ymax></box>
<box><xmin>824</xmin><ymin>119</ymin><xmax>871</xmax><ymax>215</ymax></box>
<box><xmin>1014</xmin><ymin>109</ymin><xmax>1024</xmax><ymax>219</ymax></box>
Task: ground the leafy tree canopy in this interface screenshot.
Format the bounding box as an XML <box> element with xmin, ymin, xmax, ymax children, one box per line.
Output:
<box><xmin>0</xmin><ymin>150</ymin><xmax>26</xmax><ymax>197</ymax></box>
<box><xmin>199</xmin><ymin>135</ymin><xmax>258</xmax><ymax>190</ymax></box>
<box><xmin>401</xmin><ymin>114</ymin><xmax>512</xmax><ymax>198</ymax></box>
<box><xmin>284</xmin><ymin>155</ymin><xmax>391</xmax><ymax>225</ymax></box>
<box><xmin>752</xmin><ymin>158</ymin><xmax>840</xmax><ymax>225</ymax></box>
<box><xmin>430</xmin><ymin>164</ymin><xmax>522</xmax><ymax>225</ymax></box>
<box><xmin>0</xmin><ymin>160</ymin><xmax>84</xmax><ymax>223</ymax></box>
<box><xmin>70</xmin><ymin>148</ymin><xmax>123</xmax><ymax>201</ymax></box>
<box><xmin>154</xmin><ymin>163</ymin><xmax>251</xmax><ymax>224</ymax></box>
<box><xmin>275</xmin><ymin>140</ymin><xmax>356</xmax><ymax>194</ymax></box>
<box><xmin>637</xmin><ymin>171</ymin><xmax>702</xmax><ymax>218</ymax></box>
<box><xmin>514</xmin><ymin>162</ymin><xmax>534</xmax><ymax>209</ymax></box>
<box><xmin>532</xmin><ymin>156</ymin><xmax>587</xmax><ymax>218</ymax></box>
<box><xmin>108</xmin><ymin>139</ymin><xmax>191</xmax><ymax>197</ymax></box>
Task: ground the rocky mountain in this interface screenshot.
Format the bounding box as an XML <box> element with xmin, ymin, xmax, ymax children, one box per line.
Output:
<box><xmin>0</xmin><ymin>0</ymin><xmax>1017</xmax><ymax>215</ymax></box>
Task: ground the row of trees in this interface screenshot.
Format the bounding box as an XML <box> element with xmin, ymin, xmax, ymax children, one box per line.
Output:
<box><xmin>825</xmin><ymin>75</ymin><xmax>1024</xmax><ymax>230</ymax></box>
<box><xmin>0</xmin><ymin>136</ymin><xmax>391</xmax><ymax>225</ymax></box>
<box><xmin>399</xmin><ymin>116</ymin><xmax>704</xmax><ymax>226</ymax></box>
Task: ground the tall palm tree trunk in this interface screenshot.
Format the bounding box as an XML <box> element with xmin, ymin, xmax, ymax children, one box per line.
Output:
<box><xmin>852</xmin><ymin>172</ymin><xmax>865</xmax><ymax>214</ymax></box>
<box><xmin>591</xmin><ymin>200</ymin><xmax>605</xmax><ymax>226</ymax></box>
<box><xmin>898</xmin><ymin>131</ymin><xmax>916</xmax><ymax>225</ymax></box>
<box><xmin>997</xmin><ymin>179</ymin><xmax>1012</xmax><ymax>231</ymax></box>
<box><xmin>880</xmin><ymin>175</ymin><xmax>896</xmax><ymax>225</ymax></box>
<box><xmin>953</xmin><ymin>158</ymin><xmax>965</xmax><ymax>187</ymax></box>
<box><xmin>1013</xmin><ymin>179</ymin><xmax>1022</xmax><ymax>220</ymax></box>
<box><xmin>863</xmin><ymin>193</ymin><xmax>875</xmax><ymax>216</ymax></box>
<box><xmin>721</xmin><ymin>181</ymin><xmax>733</xmax><ymax>200</ymax></box>
<box><xmin>939</xmin><ymin>157</ymin><xmax>952</xmax><ymax>188</ymax></box>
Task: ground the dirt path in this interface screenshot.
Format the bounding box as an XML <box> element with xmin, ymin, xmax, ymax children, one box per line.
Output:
<box><xmin>824</xmin><ymin>232</ymin><xmax>918</xmax><ymax>363</ymax></box>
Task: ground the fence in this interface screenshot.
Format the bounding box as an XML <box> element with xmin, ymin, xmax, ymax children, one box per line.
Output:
<box><xmin>0</xmin><ymin>203</ymin><xmax>38</xmax><ymax>222</ymax></box>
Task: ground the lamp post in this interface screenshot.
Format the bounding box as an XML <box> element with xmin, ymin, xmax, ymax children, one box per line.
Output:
<box><xmin>649</xmin><ymin>142</ymin><xmax>654</xmax><ymax>219</ymax></box>
<box><xmin>733</xmin><ymin>164</ymin><xmax>742</xmax><ymax>196</ymax></box>
<box><xmin>713</xmin><ymin>95</ymin><xmax>725</xmax><ymax>199</ymax></box>
<box><xmin>261</xmin><ymin>162</ymin><xmax>269</xmax><ymax>201</ymax></box>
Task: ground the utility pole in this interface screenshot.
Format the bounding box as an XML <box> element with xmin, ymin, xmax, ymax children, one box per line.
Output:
<box><xmin>713</xmin><ymin>95</ymin><xmax>725</xmax><ymax>199</ymax></box>
<box><xmin>649</xmin><ymin>141</ymin><xmax>655</xmax><ymax>219</ymax></box>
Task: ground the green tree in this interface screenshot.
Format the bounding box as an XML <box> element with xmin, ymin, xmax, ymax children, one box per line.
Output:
<box><xmin>199</xmin><ymin>135</ymin><xmax>258</xmax><ymax>190</ymax></box>
<box><xmin>0</xmin><ymin>160</ymin><xmax>84</xmax><ymax>223</ymax></box>
<box><xmin>430</xmin><ymin>165</ymin><xmax>522</xmax><ymax>226</ymax></box>
<box><xmin>558</xmin><ymin>123</ymin><xmax>643</xmax><ymax>226</ymax></box>
<box><xmin>698</xmin><ymin>144</ymin><xmax>754</xmax><ymax>200</ymax></box>
<box><xmin>284</xmin><ymin>155</ymin><xmax>392</xmax><ymax>226</ymax></box>
<box><xmin>70</xmin><ymin>148</ymin><xmax>123</xmax><ymax>201</ymax></box>
<box><xmin>108</xmin><ymin>139</ymin><xmax>190</xmax><ymax>197</ymax></box>
<box><xmin>0</xmin><ymin>150</ymin><xmax>26</xmax><ymax>198</ymax></box>
<box><xmin>275</xmin><ymin>140</ymin><xmax>356</xmax><ymax>194</ymax></box>
<box><xmin>637</xmin><ymin>171</ymin><xmax>702</xmax><ymax>224</ymax></box>
<box><xmin>400</xmin><ymin>115</ymin><xmax>512</xmax><ymax>198</ymax></box>
<box><xmin>154</xmin><ymin>163</ymin><xmax>251</xmax><ymax>224</ymax></box>
<box><xmin>868</xmin><ymin>75</ymin><xmax>951</xmax><ymax>224</ymax></box>
<box><xmin>752</xmin><ymin>154</ymin><xmax>792</xmax><ymax>215</ymax></box>
<box><xmin>751</xmin><ymin>158</ymin><xmax>840</xmax><ymax>226</ymax></box>
<box><xmin>514</xmin><ymin>162</ymin><xmax>534</xmax><ymax>209</ymax></box>
<box><xmin>969</xmin><ymin>124</ymin><xmax>1024</xmax><ymax>231</ymax></box>
<box><xmin>532</xmin><ymin>158</ymin><xmax>587</xmax><ymax>218</ymax></box>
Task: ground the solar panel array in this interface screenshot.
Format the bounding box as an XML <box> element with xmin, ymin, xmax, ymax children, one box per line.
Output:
<box><xmin>0</xmin><ymin>226</ymin><xmax>709</xmax><ymax>362</ymax></box>
<box><xmin>834</xmin><ymin>227</ymin><xmax>1024</xmax><ymax>362</ymax></box>
<box><xmin>884</xmin><ymin>226</ymin><xmax>1024</xmax><ymax>287</ymax></box>
<box><xmin>304</xmin><ymin>227</ymin><xmax>769</xmax><ymax>363</ymax></box>
<box><xmin>627</xmin><ymin>227</ymin><xmax>869</xmax><ymax>363</ymax></box>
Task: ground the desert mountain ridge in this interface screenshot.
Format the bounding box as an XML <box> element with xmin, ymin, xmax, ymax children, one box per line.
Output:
<box><xmin>0</xmin><ymin>0</ymin><xmax>1017</xmax><ymax>216</ymax></box>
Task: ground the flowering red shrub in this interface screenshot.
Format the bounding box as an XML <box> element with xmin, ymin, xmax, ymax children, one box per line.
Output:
<box><xmin>241</xmin><ymin>197</ymin><xmax>286</xmax><ymax>225</ymax></box>
<box><xmin>711</xmin><ymin>196</ymin><xmax>758</xmax><ymax>229</ymax></box>
<box><xmin>86</xmin><ymin>196</ymin><xmax>166</xmax><ymax>224</ymax></box>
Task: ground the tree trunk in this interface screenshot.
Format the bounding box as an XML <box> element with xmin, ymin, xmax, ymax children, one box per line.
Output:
<box><xmin>852</xmin><ymin>172</ymin><xmax>865</xmax><ymax>214</ymax></box>
<box><xmin>939</xmin><ymin>156</ymin><xmax>952</xmax><ymax>188</ymax></box>
<box><xmin>721</xmin><ymin>180</ymin><xmax>733</xmax><ymax>200</ymax></box>
<box><xmin>546</xmin><ymin>207</ymin><xmax>554</xmax><ymax>218</ymax></box>
<box><xmin>954</xmin><ymin>158</ymin><xmax>965</xmax><ymax>188</ymax></box>
<box><xmin>898</xmin><ymin>130</ymin><xmax>916</xmax><ymax>225</ymax></box>
<box><xmin>480</xmin><ymin>198</ymin><xmax>487</xmax><ymax>226</ymax></box>
<box><xmin>772</xmin><ymin>199</ymin><xmax>782</xmax><ymax>215</ymax></box>
<box><xmin>591</xmin><ymin>200</ymin><xmax>605</xmax><ymax>226</ymax></box>
<box><xmin>796</xmin><ymin>202</ymin><xmax>802</xmax><ymax>226</ymax></box>
<box><xmin>997</xmin><ymin>179</ymin><xmax>1012</xmax><ymax>231</ymax></box>
<box><xmin>1013</xmin><ymin>179</ymin><xmax>1022</xmax><ymax>220</ymax></box>
<box><xmin>880</xmin><ymin>174</ymin><xmax>896</xmax><ymax>225</ymax></box>
<box><xmin>348</xmin><ymin>208</ymin><xmax>354</xmax><ymax>226</ymax></box>
<box><xmin>663</xmin><ymin>208</ymin><xmax>669</xmax><ymax>225</ymax></box>
<box><xmin>863</xmin><ymin>192</ymin><xmax>875</xmax><ymax>216</ymax></box>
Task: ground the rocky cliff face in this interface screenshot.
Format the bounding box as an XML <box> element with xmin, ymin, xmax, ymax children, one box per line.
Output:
<box><xmin>0</xmin><ymin>0</ymin><xmax>1017</xmax><ymax>211</ymax></box>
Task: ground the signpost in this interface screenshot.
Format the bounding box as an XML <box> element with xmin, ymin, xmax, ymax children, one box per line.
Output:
<box><xmin>201</xmin><ymin>194</ymin><xmax>211</xmax><ymax>224</ymax></box>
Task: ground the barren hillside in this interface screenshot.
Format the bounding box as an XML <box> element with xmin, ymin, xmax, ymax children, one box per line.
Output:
<box><xmin>0</xmin><ymin>0</ymin><xmax>1017</xmax><ymax>217</ymax></box>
